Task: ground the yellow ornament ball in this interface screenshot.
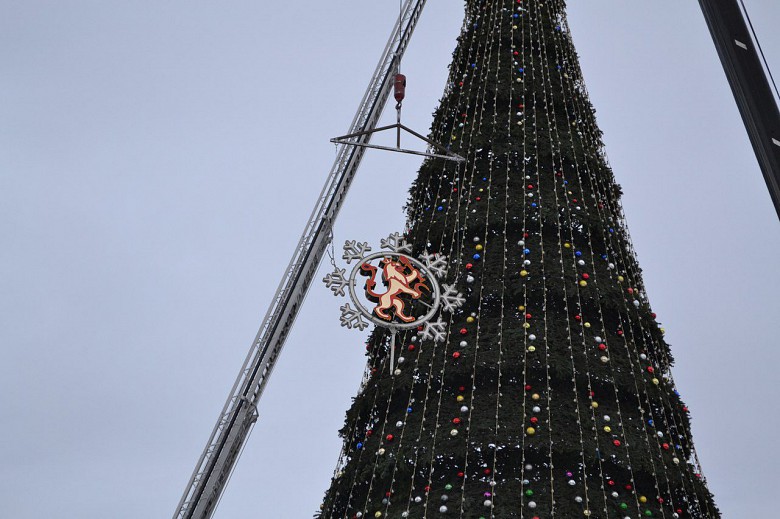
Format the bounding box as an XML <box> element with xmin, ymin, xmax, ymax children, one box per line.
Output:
<box><xmin>456</xmin><ymin>395</ymin><xmax>465</xmax><ymax>402</ymax></box>
<box><xmin>518</xmin><ymin>305</ymin><xmax>526</xmax><ymax>311</ymax></box>
<box><xmin>579</xmin><ymin>280</ymin><xmax>588</xmax><ymax>287</ymax></box>
<box><xmin>591</xmin><ymin>402</ymin><xmax>599</xmax><ymax>409</ymax></box>
<box><xmin>564</xmin><ymin>242</ymin><xmax>571</xmax><ymax>249</ymax></box>
<box><xmin>375</xmin><ymin>512</ymin><xmax>383</xmax><ymax>518</ymax></box>
<box><xmin>652</xmin><ymin>378</ymin><xmax>660</xmax><ymax>385</ymax></box>
<box><xmin>466</xmin><ymin>316</ymin><xmax>475</xmax><ymax>324</ymax></box>
<box><xmin>639</xmin><ymin>496</ymin><xmax>647</xmax><ymax>504</ymax></box>
<box><xmin>526</xmin><ymin>427</ymin><xmax>536</xmax><ymax>435</ymax></box>
<box><xmin>528</xmin><ymin>345</ymin><xmax>536</xmax><ymax>353</ymax></box>
<box><xmin>603</xmin><ymin>426</ymin><xmax>612</xmax><ymax>433</ymax></box>
<box><xmin>617</xmin><ymin>275</ymin><xmax>624</xmax><ymax>282</ymax></box>
<box><xmin>520</xmin><ymin>270</ymin><xmax>529</xmax><ymax>277</ymax></box>
<box><xmin>476</xmin><ymin>244</ymin><xmax>483</xmax><ymax>252</ymax></box>
<box><xmin>584</xmin><ymin>322</ymin><xmax>591</xmax><ymax>328</ymax></box>
<box><xmin>531</xmin><ymin>393</ymin><xmax>540</xmax><ymax>401</ymax></box>
<box><xmin>523</xmin><ymin>323</ymin><xmax>531</xmax><ymax>329</ymax></box>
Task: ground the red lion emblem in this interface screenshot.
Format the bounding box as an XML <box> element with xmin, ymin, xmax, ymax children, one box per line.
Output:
<box><xmin>359</xmin><ymin>256</ymin><xmax>429</xmax><ymax>323</ymax></box>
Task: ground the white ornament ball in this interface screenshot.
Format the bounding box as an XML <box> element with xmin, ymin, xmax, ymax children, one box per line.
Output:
<box><xmin>532</xmin><ymin>406</ymin><xmax>541</xmax><ymax>413</ymax></box>
<box><xmin>398</xmin><ymin>356</ymin><xmax>405</xmax><ymax>364</ymax></box>
<box><xmin>460</xmin><ymin>405</ymin><xmax>469</xmax><ymax>413</ymax></box>
<box><xmin>396</xmin><ymin>421</ymin><xmax>403</xmax><ymax>428</ymax></box>
<box><xmin>575</xmin><ymin>496</ymin><xmax>583</xmax><ymax>503</ymax></box>
<box><xmin>525</xmin><ymin>464</ymin><xmax>533</xmax><ymax>470</ymax></box>
<box><xmin>528</xmin><ymin>501</ymin><xmax>536</xmax><ymax>509</ymax></box>
<box><xmin>594</xmin><ymin>336</ymin><xmax>603</xmax><ymax>343</ymax></box>
<box><xmin>450</xmin><ymin>429</ymin><xmax>459</xmax><ymax>437</ymax></box>
<box><xmin>603</xmin><ymin>415</ymin><xmax>611</xmax><ymax>422</ymax></box>
<box><xmin>394</xmin><ymin>369</ymin><xmax>402</xmax><ymax>376</ymax></box>
<box><xmin>640</xmin><ymin>353</ymin><xmax>647</xmax><ymax>360</ymax></box>
<box><xmin>439</xmin><ymin>505</ymin><xmax>448</xmax><ymax>513</ymax></box>
<box><xmin>518</xmin><ymin>240</ymin><xmax>525</xmax><ymax>246</ymax></box>
<box><xmin>528</xmin><ymin>334</ymin><xmax>536</xmax><ymax>341</ymax></box>
<box><xmin>568</xmin><ymin>479</ymin><xmax>576</xmax><ymax>486</ymax></box>
<box><xmin>414</xmin><ymin>496</ymin><xmax>422</xmax><ymax>503</ymax></box>
<box><xmin>473</xmin><ymin>236</ymin><xmax>480</xmax><ymax>243</ymax></box>
<box><xmin>578</xmin><ymin>260</ymin><xmax>585</xmax><ymax>266</ymax></box>
<box><xmin>633</xmin><ymin>300</ymin><xmax>640</xmax><ymax>307</ymax></box>
<box><xmin>466</xmin><ymin>275</ymin><xmax>475</xmax><ymax>284</ymax></box>
<box><xmin>460</xmin><ymin>340</ymin><xmax>468</xmax><ymax>347</ymax></box>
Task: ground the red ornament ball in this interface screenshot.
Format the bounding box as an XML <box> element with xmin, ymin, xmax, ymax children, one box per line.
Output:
<box><xmin>452</xmin><ymin>351</ymin><xmax>461</xmax><ymax>359</ymax></box>
<box><xmin>386</xmin><ymin>434</ymin><xmax>394</xmax><ymax>442</ymax></box>
<box><xmin>408</xmin><ymin>344</ymin><xmax>415</xmax><ymax>352</ymax></box>
<box><xmin>465</xmin><ymin>263</ymin><xmax>473</xmax><ymax>270</ymax></box>
<box><xmin>460</xmin><ymin>328</ymin><xmax>468</xmax><ymax>335</ymax></box>
<box><xmin>613</xmin><ymin>439</ymin><xmax>621</xmax><ymax>447</ymax></box>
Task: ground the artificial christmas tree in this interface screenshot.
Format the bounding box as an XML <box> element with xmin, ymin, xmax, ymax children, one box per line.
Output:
<box><xmin>319</xmin><ymin>0</ymin><xmax>719</xmax><ymax>517</ymax></box>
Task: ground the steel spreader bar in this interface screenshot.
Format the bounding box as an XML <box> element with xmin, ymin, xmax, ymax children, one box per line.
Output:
<box><xmin>173</xmin><ymin>1</ymin><xmax>428</xmax><ymax>518</ymax></box>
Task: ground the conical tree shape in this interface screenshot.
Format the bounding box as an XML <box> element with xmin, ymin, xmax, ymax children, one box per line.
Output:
<box><xmin>319</xmin><ymin>1</ymin><xmax>719</xmax><ymax>517</ymax></box>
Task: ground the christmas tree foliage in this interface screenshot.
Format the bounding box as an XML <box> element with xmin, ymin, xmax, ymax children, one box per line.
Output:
<box><xmin>319</xmin><ymin>0</ymin><xmax>719</xmax><ymax>517</ymax></box>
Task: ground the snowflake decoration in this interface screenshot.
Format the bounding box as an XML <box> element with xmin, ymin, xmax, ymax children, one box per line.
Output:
<box><xmin>440</xmin><ymin>283</ymin><xmax>466</xmax><ymax>313</ymax></box>
<box><xmin>420</xmin><ymin>251</ymin><xmax>449</xmax><ymax>278</ymax></box>
<box><xmin>342</xmin><ymin>240</ymin><xmax>372</xmax><ymax>264</ymax></box>
<box><xmin>323</xmin><ymin>268</ymin><xmax>348</xmax><ymax>297</ymax></box>
<box><xmin>420</xmin><ymin>318</ymin><xmax>447</xmax><ymax>343</ymax></box>
<box><xmin>339</xmin><ymin>303</ymin><xmax>369</xmax><ymax>331</ymax></box>
<box><xmin>380</xmin><ymin>232</ymin><xmax>412</xmax><ymax>254</ymax></box>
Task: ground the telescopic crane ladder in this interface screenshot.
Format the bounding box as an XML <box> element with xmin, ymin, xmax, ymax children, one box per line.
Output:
<box><xmin>173</xmin><ymin>1</ymin><xmax>428</xmax><ymax>517</ymax></box>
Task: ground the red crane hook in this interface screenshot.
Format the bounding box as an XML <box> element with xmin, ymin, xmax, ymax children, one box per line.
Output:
<box><xmin>394</xmin><ymin>73</ymin><xmax>406</xmax><ymax>106</ymax></box>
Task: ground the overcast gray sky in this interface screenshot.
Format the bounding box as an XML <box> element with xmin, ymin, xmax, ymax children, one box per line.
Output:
<box><xmin>2</xmin><ymin>1</ymin><xmax>779</xmax><ymax>517</ymax></box>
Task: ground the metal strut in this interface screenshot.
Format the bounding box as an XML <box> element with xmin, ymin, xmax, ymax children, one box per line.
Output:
<box><xmin>173</xmin><ymin>1</ymin><xmax>428</xmax><ymax>518</ymax></box>
<box><xmin>698</xmin><ymin>0</ymin><xmax>780</xmax><ymax>220</ymax></box>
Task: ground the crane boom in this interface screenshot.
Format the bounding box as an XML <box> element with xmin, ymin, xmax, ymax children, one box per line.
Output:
<box><xmin>173</xmin><ymin>1</ymin><xmax>428</xmax><ymax>517</ymax></box>
<box><xmin>698</xmin><ymin>0</ymin><xmax>780</xmax><ymax>219</ymax></box>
